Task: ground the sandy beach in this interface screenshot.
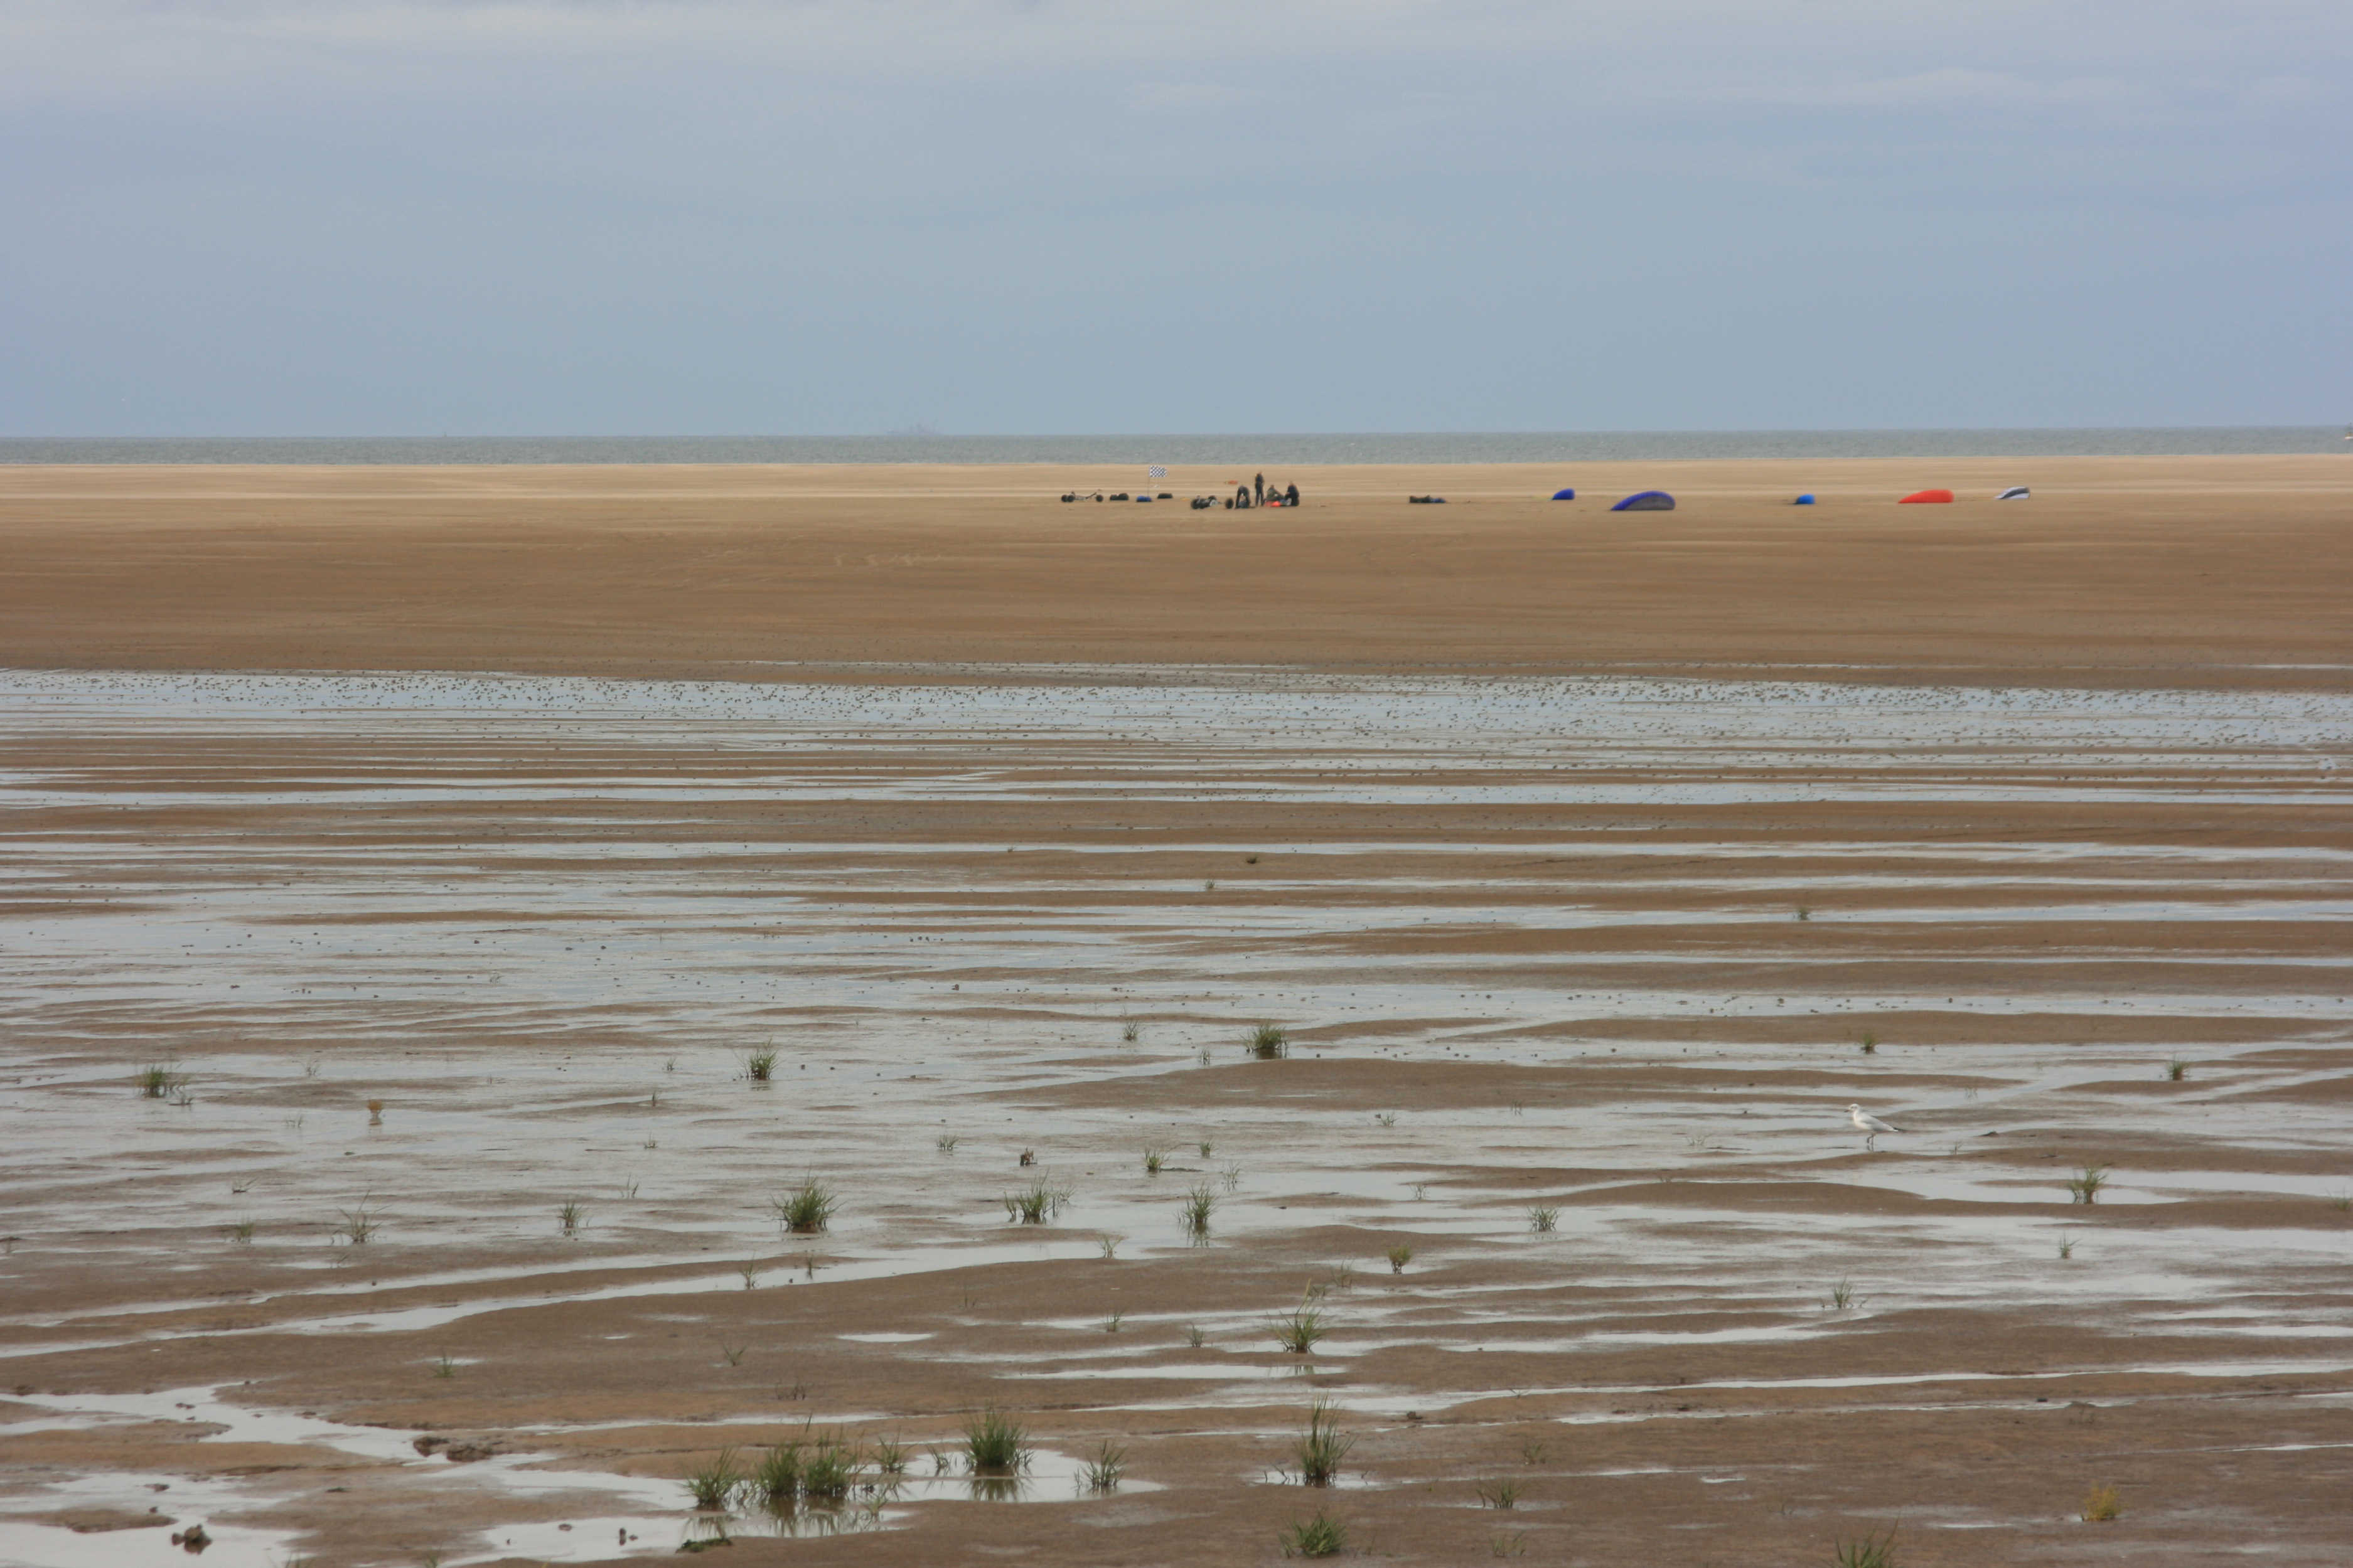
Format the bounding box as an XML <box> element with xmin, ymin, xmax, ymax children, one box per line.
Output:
<box><xmin>1</xmin><ymin>458</ymin><xmax>2350</xmax><ymax>1566</ymax></box>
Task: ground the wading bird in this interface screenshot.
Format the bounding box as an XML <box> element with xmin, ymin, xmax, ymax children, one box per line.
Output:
<box><xmin>1848</xmin><ymin>1104</ymin><xmax>1905</xmax><ymax>1151</ymax></box>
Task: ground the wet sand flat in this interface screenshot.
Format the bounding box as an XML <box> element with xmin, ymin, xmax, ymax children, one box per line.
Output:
<box><xmin>1</xmin><ymin>461</ymin><xmax>2350</xmax><ymax>1566</ymax></box>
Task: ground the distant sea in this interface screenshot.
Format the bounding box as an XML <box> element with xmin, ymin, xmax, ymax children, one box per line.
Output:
<box><xmin>0</xmin><ymin>429</ymin><xmax>2342</xmax><ymax>466</ymax></box>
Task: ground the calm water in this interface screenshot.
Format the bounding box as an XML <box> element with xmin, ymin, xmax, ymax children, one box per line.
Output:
<box><xmin>0</xmin><ymin>429</ymin><xmax>2344</xmax><ymax>465</ymax></box>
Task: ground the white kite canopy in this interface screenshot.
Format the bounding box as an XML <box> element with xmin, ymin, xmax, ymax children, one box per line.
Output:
<box><xmin>1997</xmin><ymin>486</ymin><xmax>2030</xmax><ymax>499</ymax></box>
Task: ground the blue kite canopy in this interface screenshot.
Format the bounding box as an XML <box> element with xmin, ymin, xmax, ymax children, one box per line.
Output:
<box><xmin>1793</xmin><ymin>494</ymin><xmax>1816</xmax><ymax>506</ymax></box>
<box><xmin>1551</xmin><ymin>488</ymin><xmax>1576</xmax><ymax>500</ymax></box>
<box><xmin>1611</xmin><ymin>490</ymin><xmax>1675</xmax><ymax>512</ymax></box>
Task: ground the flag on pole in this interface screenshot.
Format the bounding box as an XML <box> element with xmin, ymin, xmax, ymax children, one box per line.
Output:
<box><xmin>1147</xmin><ymin>466</ymin><xmax>1166</xmax><ymax>479</ymax></box>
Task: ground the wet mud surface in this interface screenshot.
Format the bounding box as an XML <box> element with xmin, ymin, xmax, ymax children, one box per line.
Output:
<box><xmin>2</xmin><ymin>667</ymin><xmax>2349</xmax><ymax>1565</ymax></box>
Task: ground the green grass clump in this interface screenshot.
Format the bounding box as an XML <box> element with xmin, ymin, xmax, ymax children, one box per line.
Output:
<box><xmin>1528</xmin><ymin>1205</ymin><xmax>1558</xmax><ymax>1234</ymax></box>
<box><xmin>1826</xmin><ymin>1278</ymin><xmax>1856</xmax><ymax>1311</ymax></box>
<box><xmin>1143</xmin><ymin>1148</ymin><xmax>1165</xmax><ymax>1176</ymax></box>
<box><xmin>336</xmin><ymin>1197</ymin><xmax>382</xmax><ymax>1245</ymax></box>
<box><xmin>1477</xmin><ymin>1477</ymin><xmax>1520</xmax><ymax>1510</ymax></box>
<box><xmin>963</xmin><ymin>1406</ymin><xmax>1026</xmax><ymax>1475</ymax></box>
<box><xmin>1180</xmin><ymin>1184</ymin><xmax>1217</xmax><ymax>1239</ymax></box>
<box><xmin>744</xmin><ymin>1048</ymin><xmax>778</xmax><ymax>1082</ymax></box>
<box><xmin>1386</xmin><ymin>1242</ymin><xmax>1413</xmax><ymax>1274</ymax></box>
<box><xmin>1295</xmin><ymin>1399</ymin><xmax>1354</xmax><ymax>1486</ymax></box>
<box><xmin>1005</xmin><ymin>1180</ymin><xmax>1059</xmax><ymax>1224</ymax></box>
<box><xmin>1281</xmin><ymin>1509</ymin><xmax>1346</xmax><ymax>1557</ymax></box>
<box><xmin>2066</xmin><ymin>1164</ymin><xmax>2111</xmax><ymax>1205</ymax></box>
<box><xmin>800</xmin><ymin>1433</ymin><xmax>862</xmax><ymax>1501</ymax></box>
<box><xmin>750</xmin><ymin>1440</ymin><xmax>801</xmax><ymax>1503</ymax></box>
<box><xmin>432</xmin><ymin>1354</ymin><xmax>457</xmax><ymax>1379</ymax></box>
<box><xmin>136</xmin><ymin>1061</ymin><xmax>186</xmax><ymax>1099</ymax></box>
<box><xmin>1832</xmin><ymin>1527</ymin><xmax>1899</xmax><ymax>1567</ymax></box>
<box><xmin>1080</xmin><ymin>1441</ymin><xmax>1127</xmax><ymax>1492</ymax></box>
<box><xmin>1272</xmin><ymin>1297</ymin><xmax>1326</xmax><ymax>1355</ymax></box>
<box><xmin>2165</xmin><ymin>1057</ymin><xmax>2189</xmax><ymax>1080</ymax></box>
<box><xmin>223</xmin><ymin>1220</ymin><xmax>255</xmax><ymax>1244</ymax></box>
<box><xmin>2081</xmin><ymin>1483</ymin><xmax>2121</xmax><ymax>1522</ymax></box>
<box><xmin>685</xmin><ymin>1448</ymin><xmax>744</xmax><ymax>1511</ymax></box>
<box><xmin>1248</xmin><ymin>1023</ymin><xmax>1288</xmax><ymax>1059</ymax></box>
<box><xmin>774</xmin><ymin>1177</ymin><xmax>837</xmax><ymax>1234</ymax></box>
<box><xmin>871</xmin><ymin>1436</ymin><xmax>908</xmax><ymax>1476</ymax></box>
<box><xmin>558</xmin><ymin>1200</ymin><xmax>584</xmax><ymax>1235</ymax></box>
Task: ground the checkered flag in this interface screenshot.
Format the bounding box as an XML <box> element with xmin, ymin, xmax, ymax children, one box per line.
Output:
<box><xmin>1147</xmin><ymin>466</ymin><xmax>1166</xmax><ymax>479</ymax></box>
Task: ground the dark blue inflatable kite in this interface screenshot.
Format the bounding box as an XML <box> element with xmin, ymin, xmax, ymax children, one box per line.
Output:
<box><xmin>1611</xmin><ymin>491</ymin><xmax>1675</xmax><ymax>512</ymax></box>
<box><xmin>1551</xmin><ymin>488</ymin><xmax>1576</xmax><ymax>500</ymax></box>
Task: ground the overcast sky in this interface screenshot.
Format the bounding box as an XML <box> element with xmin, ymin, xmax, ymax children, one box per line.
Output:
<box><xmin>1</xmin><ymin>1</ymin><xmax>2345</xmax><ymax>434</ymax></box>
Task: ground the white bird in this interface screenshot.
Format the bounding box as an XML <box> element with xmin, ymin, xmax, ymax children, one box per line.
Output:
<box><xmin>1848</xmin><ymin>1104</ymin><xmax>1905</xmax><ymax>1151</ymax></box>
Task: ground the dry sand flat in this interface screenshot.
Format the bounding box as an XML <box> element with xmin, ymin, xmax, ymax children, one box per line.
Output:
<box><xmin>0</xmin><ymin>456</ymin><xmax>2348</xmax><ymax>681</ymax></box>
<box><xmin>0</xmin><ymin>459</ymin><xmax>2349</xmax><ymax>1566</ymax></box>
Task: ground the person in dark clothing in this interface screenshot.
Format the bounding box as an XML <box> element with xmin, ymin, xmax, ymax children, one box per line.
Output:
<box><xmin>1284</xmin><ymin>482</ymin><xmax>1299</xmax><ymax>507</ymax></box>
<box><xmin>1236</xmin><ymin>484</ymin><xmax>1252</xmax><ymax>508</ymax></box>
<box><xmin>1253</xmin><ymin>472</ymin><xmax>1265</xmax><ymax>505</ymax></box>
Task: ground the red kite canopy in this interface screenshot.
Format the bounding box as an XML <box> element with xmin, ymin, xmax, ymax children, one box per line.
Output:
<box><xmin>1899</xmin><ymin>488</ymin><xmax>1955</xmax><ymax>504</ymax></box>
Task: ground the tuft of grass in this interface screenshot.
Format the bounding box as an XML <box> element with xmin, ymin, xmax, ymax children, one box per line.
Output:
<box><xmin>1520</xmin><ymin>1436</ymin><xmax>1548</xmax><ymax>1464</ymax></box>
<box><xmin>137</xmin><ymin>1062</ymin><xmax>189</xmax><ymax>1100</ymax></box>
<box><xmin>2165</xmin><ymin>1057</ymin><xmax>2189</xmax><ymax>1081</ymax></box>
<box><xmin>739</xmin><ymin>1260</ymin><xmax>763</xmax><ymax>1289</ymax></box>
<box><xmin>2066</xmin><ymin>1164</ymin><xmax>2111</xmax><ymax>1205</ymax></box>
<box><xmin>432</xmin><ymin>1354</ymin><xmax>457</xmax><ymax>1379</ymax></box>
<box><xmin>224</xmin><ymin>1220</ymin><xmax>256</xmax><ymax>1244</ymax></box>
<box><xmin>1386</xmin><ymin>1242</ymin><xmax>1413</xmax><ymax>1274</ymax></box>
<box><xmin>1180</xmin><ymin>1184</ymin><xmax>1217</xmax><ymax>1239</ymax></box>
<box><xmin>558</xmin><ymin>1200</ymin><xmax>584</xmax><ymax>1235</ymax></box>
<box><xmin>800</xmin><ymin>1433</ymin><xmax>862</xmax><ymax>1501</ymax></box>
<box><xmin>750</xmin><ymin>1439</ymin><xmax>801</xmax><ymax>1503</ymax></box>
<box><xmin>1324</xmin><ymin>1264</ymin><xmax>1356</xmax><ymax>1291</ymax></box>
<box><xmin>936</xmin><ymin>1134</ymin><xmax>960</xmax><ymax>1155</ymax></box>
<box><xmin>1476</xmin><ymin>1477</ymin><xmax>1520</xmax><ymax>1510</ymax></box>
<box><xmin>1272</xmin><ymin>1296</ymin><xmax>1326</xmax><ymax>1355</ymax></box>
<box><xmin>1101</xmin><ymin>1309</ymin><xmax>1124</xmax><ymax>1333</ymax></box>
<box><xmin>1248</xmin><ymin>1023</ymin><xmax>1288</xmax><ymax>1060</ymax></box>
<box><xmin>1528</xmin><ymin>1205</ymin><xmax>1559</xmax><ymax>1234</ymax></box>
<box><xmin>1017</xmin><ymin>1147</ymin><xmax>1036</xmax><ymax>1166</ymax></box>
<box><xmin>1198</xmin><ymin>1140</ymin><xmax>1214</xmax><ymax>1158</ymax></box>
<box><xmin>1143</xmin><ymin>1148</ymin><xmax>1165</xmax><ymax>1176</ymax></box>
<box><xmin>1098</xmin><ymin>1233</ymin><xmax>1125</xmax><ymax>1259</ymax></box>
<box><xmin>963</xmin><ymin>1406</ymin><xmax>1026</xmax><ymax>1475</ymax></box>
<box><xmin>1295</xmin><ymin>1398</ymin><xmax>1355</xmax><ymax>1486</ymax></box>
<box><xmin>2058</xmin><ymin>1232</ymin><xmax>2076</xmax><ymax>1260</ymax></box>
<box><xmin>1204</xmin><ymin>878</ymin><xmax>1217</xmax><ymax>892</ymax></box>
<box><xmin>1375</xmin><ymin>1112</ymin><xmax>1397</xmax><ymax>1129</ymax></box>
<box><xmin>744</xmin><ymin>1047</ymin><xmax>778</xmax><ymax>1083</ymax></box>
<box><xmin>1794</xmin><ymin>904</ymin><xmax>1812</xmax><ymax>922</ymax></box>
<box><xmin>719</xmin><ymin>1343</ymin><xmax>747</xmax><ymax>1367</ymax></box>
<box><xmin>2081</xmin><ymin>1483</ymin><xmax>2121</xmax><ymax>1522</ymax></box>
<box><xmin>872</xmin><ymin>1436</ymin><xmax>908</xmax><ymax>1476</ymax></box>
<box><xmin>2332</xmin><ymin>1191</ymin><xmax>2352</xmax><ymax>1212</ymax></box>
<box><xmin>336</xmin><ymin>1197</ymin><xmax>382</xmax><ymax>1245</ymax></box>
<box><xmin>1826</xmin><ymin>1278</ymin><xmax>1856</xmax><ymax>1311</ymax></box>
<box><xmin>1490</xmin><ymin>1532</ymin><xmax>1528</xmax><ymax>1558</ymax></box>
<box><xmin>1184</xmin><ymin>1323</ymin><xmax>1207</xmax><ymax>1348</ymax></box>
<box><xmin>1831</xmin><ymin>1528</ymin><xmax>1898</xmax><ymax>1568</ymax></box>
<box><xmin>775</xmin><ymin>1177</ymin><xmax>837</xmax><ymax>1234</ymax></box>
<box><xmin>1280</xmin><ymin>1510</ymin><xmax>1347</xmax><ymax>1558</ymax></box>
<box><xmin>620</xmin><ymin>1178</ymin><xmax>640</xmax><ymax>1199</ymax></box>
<box><xmin>1223</xmin><ymin>1163</ymin><xmax>1244</xmax><ymax>1192</ymax></box>
<box><xmin>685</xmin><ymin>1448</ymin><xmax>744</xmax><ymax>1511</ymax></box>
<box><xmin>1122</xmin><ymin>1020</ymin><xmax>1140</xmax><ymax>1043</ymax></box>
<box><xmin>1859</xmin><ymin>1032</ymin><xmax>1877</xmax><ymax>1055</ymax></box>
<box><xmin>1005</xmin><ymin>1180</ymin><xmax>1059</xmax><ymax>1225</ymax></box>
<box><xmin>1080</xmin><ymin>1440</ymin><xmax>1127</xmax><ymax>1492</ymax></box>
